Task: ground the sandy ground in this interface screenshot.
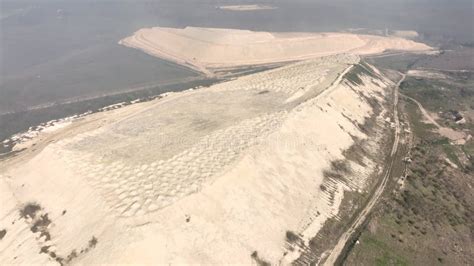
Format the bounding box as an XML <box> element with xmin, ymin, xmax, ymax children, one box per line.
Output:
<box><xmin>119</xmin><ymin>27</ymin><xmax>432</xmax><ymax>75</ymax></box>
<box><xmin>0</xmin><ymin>55</ymin><xmax>395</xmax><ymax>264</ymax></box>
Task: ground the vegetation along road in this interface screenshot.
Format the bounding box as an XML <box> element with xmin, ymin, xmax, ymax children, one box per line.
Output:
<box><xmin>322</xmin><ymin>73</ymin><xmax>406</xmax><ymax>265</ymax></box>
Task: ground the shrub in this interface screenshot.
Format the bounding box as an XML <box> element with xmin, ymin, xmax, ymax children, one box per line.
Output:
<box><xmin>89</xmin><ymin>236</ymin><xmax>98</xmax><ymax>248</ymax></box>
<box><xmin>20</xmin><ymin>203</ymin><xmax>41</xmax><ymax>219</ymax></box>
<box><xmin>286</xmin><ymin>230</ymin><xmax>299</xmax><ymax>242</ymax></box>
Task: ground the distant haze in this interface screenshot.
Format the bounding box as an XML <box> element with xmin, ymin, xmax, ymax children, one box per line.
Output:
<box><xmin>0</xmin><ymin>0</ymin><xmax>472</xmax><ymax>113</ymax></box>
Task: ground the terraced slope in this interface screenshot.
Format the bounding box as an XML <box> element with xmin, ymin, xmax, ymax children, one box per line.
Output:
<box><xmin>0</xmin><ymin>55</ymin><xmax>396</xmax><ymax>264</ymax></box>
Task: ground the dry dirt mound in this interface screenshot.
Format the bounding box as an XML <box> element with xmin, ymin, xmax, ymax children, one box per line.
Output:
<box><xmin>0</xmin><ymin>55</ymin><xmax>395</xmax><ymax>264</ymax></box>
<box><xmin>119</xmin><ymin>27</ymin><xmax>432</xmax><ymax>75</ymax></box>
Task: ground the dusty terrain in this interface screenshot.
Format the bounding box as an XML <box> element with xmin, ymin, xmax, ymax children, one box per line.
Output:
<box><xmin>0</xmin><ymin>54</ymin><xmax>399</xmax><ymax>264</ymax></box>
<box><xmin>119</xmin><ymin>27</ymin><xmax>432</xmax><ymax>75</ymax></box>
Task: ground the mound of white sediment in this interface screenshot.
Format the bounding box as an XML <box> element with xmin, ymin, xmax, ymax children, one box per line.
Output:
<box><xmin>391</xmin><ymin>30</ymin><xmax>419</xmax><ymax>39</ymax></box>
<box><xmin>0</xmin><ymin>55</ymin><xmax>394</xmax><ymax>264</ymax></box>
<box><xmin>119</xmin><ymin>27</ymin><xmax>432</xmax><ymax>75</ymax></box>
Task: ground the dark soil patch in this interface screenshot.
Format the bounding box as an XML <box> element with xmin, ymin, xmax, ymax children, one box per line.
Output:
<box><xmin>19</xmin><ymin>202</ymin><xmax>41</xmax><ymax>219</ymax></box>
<box><xmin>251</xmin><ymin>251</ymin><xmax>271</xmax><ymax>266</ymax></box>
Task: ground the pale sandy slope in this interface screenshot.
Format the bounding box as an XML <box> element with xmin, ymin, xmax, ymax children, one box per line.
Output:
<box><xmin>0</xmin><ymin>55</ymin><xmax>394</xmax><ymax>264</ymax></box>
<box><xmin>119</xmin><ymin>27</ymin><xmax>432</xmax><ymax>75</ymax></box>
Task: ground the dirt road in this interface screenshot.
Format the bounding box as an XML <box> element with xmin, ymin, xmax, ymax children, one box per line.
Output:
<box><xmin>400</xmin><ymin>93</ymin><xmax>441</xmax><ymax>127</ymax></box>
<box><xmin>322</xmin><ymin>74</ymin><xmax>405</xmax><ymax>266</ymax></box>
<box><xmin>401</xmin><ymin>92</ymin><xmax>466</xmax><ymax>143</ymax></box>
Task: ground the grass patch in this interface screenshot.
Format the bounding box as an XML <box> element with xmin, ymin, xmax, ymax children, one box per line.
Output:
<box><xmin>404</xmin><ymin>100</ymin><xmax>437</xmax><ymax>139</ymax></box>
<box><xmin>323</xmin><ymin>159</ymin><xmax>353</xmax><ymax>185</ymax></box>
<box><xmin>286</xmin><ymin>230</ymin><xmax>300</xmax><ymax>243</ymax></box>
<box><xmin>366</xmin><ymin>53</ymin><xmax>426</xmax><ymax>72</ymax></box>
<box><xmin>88</xmin><ymin>236</ymin><xmax>98</xmax><ymax>248</ymax></box>
<box><xmin>0</xmin><ymin>229</ymin><xmax>6</xmax><ymax>240</ymax></box>
<box><xmin>345</xmin><ymin>63</ymin><xmax>378</xmax><ymax>86</ymax></box>
<box><xmin>331</xmin><ymin>160</ymin><xmax>351</xmax><ymax>174</ymax></box>
<box><xmin>250</xmin><ymin>251</ymin><xmax>270</xmax><ymax>266</ymax></box>
<box><xmin>31</xmin><ymin>213</ymin><xmax>52</xmax><ymax>241</ymax></box>
<box><xmin>360</xmin><ymin>234</ymin><xmax>408</xmax><ymax>266</ymax></box>
<box><xmin>400</xmin><ymin>75</ymin><xmax>474</xmax><ymax>132</ymax></box>
<box><xmin>441</xmin><ymin>143</ymin><xmax>462</xmax><ymax>167</ymax></box>
<box><xmin>19</xmin><ymin>202</ymin><xmax>42</xmax><ymax>219</ymax></box>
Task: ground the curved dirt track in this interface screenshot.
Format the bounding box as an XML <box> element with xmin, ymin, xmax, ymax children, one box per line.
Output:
<box><xmin>401</xmin><ymin>90</ymin><xmax>466</xmax><ymax>142</ymax></box>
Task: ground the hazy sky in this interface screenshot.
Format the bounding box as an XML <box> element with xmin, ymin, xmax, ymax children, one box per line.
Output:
<box><xmin>1</xmin><ymin>0</ymin><xmax>472</xmax><ymax>113</ymax></box>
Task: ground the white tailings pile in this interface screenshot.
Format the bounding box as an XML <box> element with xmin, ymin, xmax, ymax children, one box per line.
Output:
<box><xmin>0</xmin><ymin>55</ymin><xmax>395</xmax><ymax>264</ymax></box>
<box><xmin>119</xmin><ymin>27</ymin><xmax>432</xmax><ymax>75</ymax></box>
